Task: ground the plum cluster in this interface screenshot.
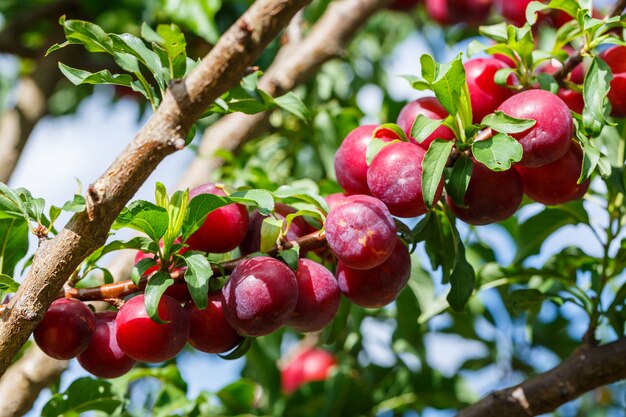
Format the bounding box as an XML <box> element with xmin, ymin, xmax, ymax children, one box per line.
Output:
<box><xmin>34</xmin><ymin>181</ymin><xmax>413</xmax><ymax>378</ymax></box>
<box><xmin>334</xmin><ymin>53</ymin><xmax>595</xmax><ymax>227</ymax></box>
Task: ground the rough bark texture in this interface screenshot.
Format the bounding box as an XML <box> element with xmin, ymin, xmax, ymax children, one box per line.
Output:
<box><xmin>457</xmin><ymin>339</ymin><xmax>626</xmax><ymax>417</ymax></box>
<box><xmin>0</xmin><ymin>347</ymin><xmax>67</xmax><ymax>417</ymax></box>
<box><xmin>0</xmin><ymin>0</ymin><xmax>311</xmax><ymax>377</ymax></box>
<box><xmin>178</xmin><ymin>0</ymin><xmax>391</xmax><ymax>189</ymax></box>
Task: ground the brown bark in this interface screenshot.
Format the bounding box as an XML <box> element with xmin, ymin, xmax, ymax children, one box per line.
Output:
<box><xmin>457</xmin><ymin>339</ymin><xmax>626</xmax><ymax>417</ymax></box>
<box><xmin>0</xmin><ymin>0</ymin><xmax>311</xmax><ymax>377</ymax></box>
<box><xmin>178</xmin><ymin>0</ymin><xmax>392</xmax><ymax>189</ymax></box>
<box><xmin>0</xmin><ymin>346</ymin><xmax>67</xmax><ymax>417</ymax></box>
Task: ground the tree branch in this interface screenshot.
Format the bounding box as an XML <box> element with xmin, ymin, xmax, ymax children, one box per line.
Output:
<box><xmin>553</xmin><ymin>0</ymin><xmax>626</xmax><ymax>85</ymax></box>
<box><xmin>0</xmin><ymin>0</ymin><xmax>311</xmax><ymax>377</ymax></box>
<box><xmin>0</xmin><ymin>346</ymin><xmax>67</xmax><ymax>417</ymax></box>
<box><xmin>177</xmin><ymin>0</ymin><xmax>391</xmax><ymax>190</ymax></box>
<box><xmin>457</xmin><ymin>338</ymin><xmax>626</xmax><ymax>417</ymax></box>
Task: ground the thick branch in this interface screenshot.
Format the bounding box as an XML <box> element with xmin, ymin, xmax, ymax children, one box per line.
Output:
<box><xmin>0</xmin><ymin>0</ymin><xmax>311</xmax><ymax>377</ymax></box>
<box><xmin>0</xmin><ymin>346</ymin><xmax>67</xmax><ymax>417</ymax></box>
<box><xmin>178</xmin><ymin>0</ymin><xmax>391</xmax><ymax>189</ymax></box>
<box><xmin>457</xmin><ymin>339</ymin><xmax>626</xmax><ymax>417</ymax></box>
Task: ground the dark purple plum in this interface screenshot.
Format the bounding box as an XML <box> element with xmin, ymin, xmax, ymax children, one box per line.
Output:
<box><xmin>185</xmin><ymin>292</ymin><xmax>243</xmax><ymax>354</ymax></box>
<box><xmin>367</xmin><ymin>142</ymin><xmax>443</xmax><ymax>218</ymax></box>
<box><xmin>34</xmin><ymin>298</ymin><xmax>95</xmax><ymax>360</ymax></box>
<box><xmin>447</xmin><ymin>160</ymin><xmax>523</xmax><ymax>225</ymax></box>
<box><xmin>336</xmin><ymin>238</ymin><xmax>411</xmax><ymax>308</ymax></box>
<box><xmin>325</xmin><ymin>194</ymin><xmax>396</xmax><ymax>269</ymax></box>
<box><xmin>221</xmin><ymin>257</ymin><xmax>298</xmax><ymax>337</ymax></box>
<box><xmin>77</xmin><ymin>312</ymin><xmax>136</xmax><ymax>378</ymax></box>
<box><xmin>287</xmin><ymin>259</ymin><xmax>340</xmax><ymax>333</ymax></box>
<box><xmin>516</xmin><ymin>141</ymin><xmax>589</xmax><ymax>205</ymax></box>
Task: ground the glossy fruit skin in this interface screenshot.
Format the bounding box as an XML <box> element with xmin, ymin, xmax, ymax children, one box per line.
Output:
<box><xmin>34</xmin><ymin>298</ymin><xmax>95</xmax><ymax>360</ymax></box>
<box><xmin>185</xmin><ymin>292</ymin><xmax>243</xmax><ymax>354</ymax></box>
<box><xmin>447</xmin><ymin>160</ymin><xmax>523</xmax><ymax>225</ymax></box>
<box><xmin>516</xmin><ymin>141</ymin><xmax>589</xmax><ymax>205</ymax></box>
<box><xmin>287</xmin><ymin>259</ymin><xmax>340</xmax><ymax>333</ymax></box>
<box><xmin>186</xmin><ymin>183</ymin><xmax>249</xmax><ymax>253</ymax></box>
<box><xmin>325</xmin><ymin>194</ymin><xmax>397</xmax><ymax>270</ymax></box>
<box><xmin>77</xmin><ymin>312</ymin><xmax>136</xmax><ymax>378</ymax></box>
<box><xmin>334</xmin><ymin>125</ymin><xmax>396</xmax><ymax>195</ymax></box>
<box><xmin>115</xmin><ymin>294</ymin><xmax>189</xmax><ymax>363</ymax></box>
<box><xmin>367</xmin><ymin>142</ymin><xmax>443</xmax><ymax>218</ymax></box>
<box><xmin>599</xmin><ymin>46</ymin><xmax>626</xmax><ymax>117</ymax></box>
<box><xmin>495</xmin><ymin>0</ymin><xmax>532</xmax><ymax>26</ymax></box>
<box><xmin>497</xmin><ymin>89</ymin><xmax>573</xmax><ymax>167</ymax></box>
<box><xmin>281</xmin><ymin>348</ymin><xmax>337</xmax><ymax>394</ymax></box>
<box><xmin>325</xmin><ymin>193</ymin><xmax>347</xmax><ymax>210</ymax></box>
<box><xmin>239</xmin><ymin>203</ymin><xmax>309</xmax><ymax>255</ymax></box>
<box><xmin>396</xmin><ymin>97</ymin><xmax>455</xmax><ymax>149</ymax></box>
<box><xmin>337</xmin><ymin>238</ymin><xmax>411</xmax><ymax>308</ymax></box>
<box><xmin>425</xmin><ymin>0</ymin><xmax>492</xmax><ymax>26</ymax></box>
<box><xmin>465</xmin><ymin>58</ymin><xmax>513</xmax><ymax>124</ymax></box>
<box><xmin>221</xmin><ymin>257</ymin><xmax>298</xmax><ymax>337</ymax></box>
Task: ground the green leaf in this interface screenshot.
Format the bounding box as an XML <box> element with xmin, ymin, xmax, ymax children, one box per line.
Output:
<box><xmin>584</xmin><ymin>57</ymin><xmax>615</xmax><ymax>136</ymax></box>
<box><xmin>183</xmin><ymin>252</ymin><xmax>214</xmax><ymax>310</ymax></box>
<box><xmin>0</xmin><ymin>218</ymin><xmax>28</xmax><ymax>276</ymax></box>
<box><xmin>411</xmin><ymin>115</ymin><xmax>446</xmax><ymax>144</ymax></box>
<box><xmin>58</xmin><ymin>63</ymin><xmax>134</xmax><ymax>87</ymax></box>
<box><xmin>84</xmin><ymin>237</ymin><xmax>155</xmax><ymax>267</ymax></box>
<box><xmin>420</xmin><ymin>54</ymin><xmax>467</xmax><ymax>118</ymax></box>
<box><xmin>155</xmin><ymin>182</ymin><xmax>168</xmax><ymax>208</ymax></box>
<box><xmin>424</xmin><ymin>210</ymin><xmax>457</xmax><ymax>283</ymax></box>
<box><xmin>0</xmin><ymin>183</ymin><xmax>31</xmax><ymax>221</ymax></box>
<box><xmin>217</xmin><ymin>379</ymin><xmax>257</xmax><ymax>414</ymax></box>
<box><xmin>576</xmin><ymin>125</ymin><xmax>612</xmax><ymax>181</ymax></box>
<box><xmin>218</xmin><ymin>336</ymin><xmax>253</xmax><ymax>360</ymax></box>
<box><xmin>60</xmin><ymin>18</ymin><xmax>114</xmax><ymax>53</ymax></box>
<box><xmin>447</xmin><ymin>240</ymin><xmax>476</xmax><ymax>312</ymax></box>
<box><xmin>182</xmin><ymin>193</ymin><xmax>232</xmax><ymax>241</ymax></box>
<box><xmin>374</xmin><ymin>123</ymin><xmax>407</xmax><ymax>141</ymax></box>
<box><xmin>273</xmin><ymin>184</ymin><xmax>328</xmax><ymax>212</ymax></box>
<box><xmin>164</xmin><ymin>0</ymin><xmax>221</xmax><ymax>43</ymax></box>
<box><xmin>274</xmin><ymin>92</ymin><xmax>309</xmax><ymax>121</ymax></box>
<box><xmin>513</xmin><ymin>201</ymin><xmax>589</xmax><ymax>264</ymax></box>
<box><xmin>144</xmin><ymin>271</ymin><xmax>174</xmax><ymax>324</ymax></box>
<box><xmin>131</xmin><ymin>257</ymin><xmax>158</xmax><ymax>287</ymax></box>
<box><xmin>0</xmin><ymin>274</ymin><xmax>19</xmax><ymax>293</ymax></box>
<box><xmin>229</xmin><ymin>189</ymin><xmax>274</xmax><ymax>215</ymax></box>
<box><xmin>60</xmin><ymin>194</ymin><xmax>86</xmax><ymax>212</ymax></box>
<box><xmin>366</xmin><ymin>138</ymin><xmax>395</xmax><ymax>165</ymax></box>
<box><xmin>509</xmin><ymin>289</ymin><xmax>545</xmax><ymax>314</ymax></box>
<box><xmin>156</xmin><ymin>24</ymin><xmax>188</xmax><ymax>79</ymax></box>
<box><xmin>165</xmin><ymin>189</ymin><xmax>189</xmax><ymax>249</ymax></box>
<box><xmin>260</xmin><ymin>217</ymin><xmax>283</xmax><ymax>253</ymax></box>
<box><xmin>445</xmin><ymin>156</ymin><xmax>473</xmax><ymax>206</ymax></box>
<box><xmin>472</xmin><ymin>133</ymin><xmax>522</xmax><ymax>171</ymax></box>
<box><xmin>480</xmin><ymin>111</ymin><xmax>536</xmax><ymax>133</ymax></box>
<box><xmin>422</xmin><ymin>139</ymin><xmax>454</xmax><ymax>209</ymax></box>
<box><xmin>113</xmin><ymin>200</ymin><xmax>169</xmax><ymax>241</ymax></box>
<box><xmin>279</xmin><ymin>243</ymin><xmax>300</xmax><ymax>270</ymax></box>
<box><xmin>41</xmin><ymin>377</ymin><xmax>121</xmax><ymax>417</ymax></box>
